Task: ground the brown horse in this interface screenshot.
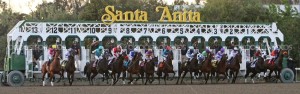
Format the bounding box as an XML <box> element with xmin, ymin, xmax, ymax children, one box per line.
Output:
<box><xmin>176</xmin><ymin>52</ymin><xmax>199</xmax><ymax>84</ymax></box>
<box><xmin>226</xmin><ymin>51</ymin><xmax>242</xmax><ymax>84</ymax></box>
<box><xmin>157</xmin><ymin>52</ymin><xmax>175</xmax><ymax>85</ymax></box>
<box><xmin>215</xmin><ymin>54</ymin><xmax>228</xmax><ymax>83</ymax></box>
<box><xmin>84</xmin><ymin>50</ymin><xmax>111</xmax><ymax>85</ymax></box>
<box><xmin>61</xmin><ymin>49</ymin><xmax>76</xmax><ymax>86</ymax></box>
<box><xmin>110</xmin><ymin>52</ymin><xmax>126</xmax><ymax>85</ymax></box>
<box><xmin>244</xmin><ymin>56</ymin><xmax>266</xmax><ymax>83</ymax></box>
<box><xmin>263</xmin><ymin>50</ymin><xmax>285</xmax><ymax>83</ymax></box>
<box><xmin>97</xmin><ymin>50</ymin><xmax>111</xmax><ymax>84</ymax></box>
<box><xmin>199</xmin><ymin>52</ymin><xmax>213</xmax><ymax>84</ymax></box>
<box><xmin>127</xmin><ymin>52</ymin><xmax>143</xmax><ymax>84</ymax></box>
<box><xmin>41</xmin><ymin>49</ymin><xmax>63</xmax><ymax>86</ymax></box>
<box><xmin>141</xmin><ymin>56</ymin><xmax>158</xmax><ymax>85</ymax></box>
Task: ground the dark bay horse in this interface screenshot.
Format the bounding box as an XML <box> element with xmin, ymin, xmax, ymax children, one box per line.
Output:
<box><xmin>263</xmin><ymin>50</ymin><xmax>285</xmax><ymax>83</ymax></box>
<box><xmin>244</xmin><ymin>56</ymin><xmax>265</xmax><ymax>83</ymax></box>
<box><xmin>176</xmin><ymin>52</ymin><xmax>199</xmax><ymax>84</ymax></box>
<box><xmin>141</xmin><ymin>56</ymin><xmax>158</xmax><ymax>85</ymax></box>
<box><xmin>226</xmin><ymin>51</ymin><xmax>242</xmax><ymax>84</ymax></box>
<box><xmin>110</xmin><ymin>52</ymin><xmax>126</xmax><ymax>85</ymax></box>
<box><xmin>61</xmin><ymin>49</ymin><xmax>76</xmax><ymax>86</ymax></box>
<box><xmin>215</xmin><ymin>54</ymin><xmax>228</xmax><ymax>83</ymax></box>
<box><xmin>97</xmin><ymin>50</ymin><xmax>111</xmax><ymax>84</ymax></box>
<box><xmin>127</xmin><ymin>52</ymin><xmax>143</xmax><ymax>84</ymax></box>
<box><xmin>157</xmin><ymin>52</ymin><xmax>175</xmax><ymax>85</ymax></box>
<box><xmin>199</xmin><ymin>52</ymin><xmax>213</xmax><ymax>84</ymax></box>
<box><xmin>84</xmin><ymin>50</ymin><xmax>111</xmax><ymax>85</ymax></box>
<box><xmin>41</xmin><ymin>49</ymin><xmax>63</xmax><ymax>86</ymax></box>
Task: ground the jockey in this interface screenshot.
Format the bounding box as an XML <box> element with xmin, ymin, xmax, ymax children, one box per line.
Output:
<box><xmin>227</xmin><ymin>47</ymin><xmax>239</xmax><ymax>63</ymax></box>
<box><xmin>253</xmin><ymin>48</ymin><xmax>262</xmax><ymax>62</ymax></box>
<box><xmin>48</xmin><ymin>45</ymin><xmax>55</xmax><ymax>65</ymax></box>
<box><xmin>92</xmin><ymin>45</ymin><xmax>104</xmax><ymax>67</ymax></box>
<box><xmin>123</xmin><ymin>55</ymin><xmax>130</xmax><ymax>68</ymax></box>
<box><xmin>145</xmin><ymin>49</ymin><xmax>154</xmax><ymax>62</ymax></box>
<box><xmin>162</xmin><ymin>45</ymin><xmax>172</xmax><ymax>61</ymax></box>
<box><xmin>198</xmin><ymin>48</ymin><xmax>211</xmax><ymax>62</ymax></box>
<box><xmin>216</xmin><ymin>47</ymin><xmax>225</xmax><ymax>62</ymax></box>
<box><xmin>65</xmin><ymin>48</ymin><xmax>73</xmax><ymax>59</ymax></box>
<box><xmin>269</xmin><ymin>47</ymin><xmax>279</xmax><ymax>64</ymax></box>
<box><xmin>129</xmin><ymin>48</ymin><xmax>139</xmax><ymax>62</ymax></box>
<box><xmin>109</xmin><ymin>45</ymin><xmax>123</xmax><ymax>65</ymax></box>
<box><xmin>186</xmin><ymin>46</ymin><xmax>195</xmax><ymax>62</ymax></box>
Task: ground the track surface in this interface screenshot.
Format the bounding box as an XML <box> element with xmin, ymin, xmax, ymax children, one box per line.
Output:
<box><xmin>1</xmin><ymin>78</ymin><xmax>300</xmax><ymax>94</ymax></box>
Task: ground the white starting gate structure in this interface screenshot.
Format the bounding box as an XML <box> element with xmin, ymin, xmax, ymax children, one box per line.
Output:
<box><xmin>6</xmin><ymin>20</ymin><xmax>284</xmax><ymax>79</ymax></box>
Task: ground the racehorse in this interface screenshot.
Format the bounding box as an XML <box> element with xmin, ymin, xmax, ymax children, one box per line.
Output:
<box><xmin>226</xmin><ymin>51</ymin><xmax>242</xmax><ymax>84</ymax></box>
<box><xmin>97</xmin><ymin>50</ymin><xmax>111</xmax><ymax>84</ymax></box>
<box><xmin>41</xmin><ymin>49</ymin><xmax>63</xmax><ymax>86</ymax></box>
<box><xmin>244</xmin><ymin>56</ymin><xmax>265</xmax><ymax>83</ymax></box>
<box><xmin>61</xmin><ymin>49</ymin><xmax>76</xmax><ymax>86</ymax></box>
<box><xmin>199</xmin><ymin>52</ymin><xmax>213</xmax><ymax>84</ymax></box>
<box><xmin>110</xmin><ymin>51</ymin><xmax>126</xmax><ymax>85</ymax></box>
<box><xmin>127</xmin><ymin>52</ymin><xmax>143</xmax><ymax>84</ymax></box>
<box><xmin>176</xmin><ymin>52</ymin><xmax>199</xmax><ymax>84</ymax></box>
<box><xmin>141</xmin><ymin>56</ymin><xmax>158</xmax><ymax>85</ymax></box>
<box><xmin>84</xmin><ymin>50</ymin><xmax>111</xmax><ymax>85</ymax></box>
<box><xmin>157</xmin><ymin>52</ymin><xmax>175</xmax><ymax>85</ymax></box>
<box><xmin>263</xmin><ymin>50</ymin><xmax>285</xmax><ymax>83</ymax></box>
<box><xmin>215</xmin><ymin>54</ymin><xmax>228</xmax><ymax>83</ymax></box>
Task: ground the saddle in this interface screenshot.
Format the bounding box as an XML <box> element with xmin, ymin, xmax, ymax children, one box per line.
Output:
<box><xmin>61</xmin><ymin>60</ymin><xmax>68</xmax><ymax>68</ymax></box>
<box><xmin>140</xmin><ymin>61</ymin><xmax>145</xmax><ymax>67</ymax></box>
<box><xmin>159</xmin><ymin>62</ymin><xmax>164</xmax><ymax>68</ymax></box>
<box><xmin>211</xmin><ymin>60</ymin><xmax>217</xmax><ymax>68</ymax></box>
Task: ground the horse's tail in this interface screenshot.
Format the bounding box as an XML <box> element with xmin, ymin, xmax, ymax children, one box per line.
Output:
<box><xmin>84</xmin><ymin>63</ymin><xmax>88</xmax><ymax>75</ymax></box>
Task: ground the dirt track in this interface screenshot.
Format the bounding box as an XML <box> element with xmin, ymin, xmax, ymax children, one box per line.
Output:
<box><xmin>1</xmin><ymin>78</ymin><xmax>300</xmax><ymax>94</ymax></box>
<box><xmin>1</xmin><ymin>83</ymin><xmax>300</xmax><ymax>94</ymax></box>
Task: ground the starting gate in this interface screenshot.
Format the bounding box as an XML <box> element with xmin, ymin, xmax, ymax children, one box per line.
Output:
<box><xmin>1</xmin><ymin>20</ymin><xmax>284</xmax><ymax>86</ymax></box>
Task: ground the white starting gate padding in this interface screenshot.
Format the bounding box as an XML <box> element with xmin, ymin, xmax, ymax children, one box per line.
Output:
<box><xmin>25</xmin><ymin>48</ymin><xmax>33</xmax><ymax>78</ymax></box>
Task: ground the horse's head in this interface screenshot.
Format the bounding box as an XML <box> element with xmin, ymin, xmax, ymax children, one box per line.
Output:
<box><xmin>221</xmin><ymin>54</ymin><xmax>228</xmax><ymax>62</ymax></box>
<box><xmin>236</xmin><ymin>51</ymin><xmax>242</xmax><ymax>64</ymax></box>
<box><xmin>167</xmin><ymin>51</ymin><xmax>174</xmax><ymax>60</ymax></box>
<box><xmin>54</xmin><ymin>49</ymin><xmax>61</xmax><ymax>58</ymax></box>
<box><xmin>103</xmin><ymin>50</ymin><xmax>111</xmax><ymax>60</ymax></box>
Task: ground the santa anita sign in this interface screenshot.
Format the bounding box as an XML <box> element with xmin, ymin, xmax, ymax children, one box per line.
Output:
<box><xmin>101</xmin><ymin>6</ymin><xmax>201</xmax><ymax>24</ymax></box>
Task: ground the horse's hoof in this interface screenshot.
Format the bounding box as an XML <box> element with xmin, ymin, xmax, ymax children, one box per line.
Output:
<box><xmin>251</xmin><ymin>79</ymin><xmax>255</xmax><ymax>84</ymax></box>
<box><xmin>43</xmin><ymin>81</ymin><xmax>46</xmax><ymax>86</ymax></box>
<box><xmin>122</xmin><ymin>81</ymin><xmax>126</xmax><ymax>85</ymax></box>
<box><xmin>51</xmin><ymin>82</ymin><xmax>54</xmax><ymax>86</ymax></box>
<box><xmin>131</xmin><ymin>82</ymin><xmax>133</xmax><ymax>85</ymax></box>
<box><xmin>245</xmin><ymin>79</ymin><xmax>247</xmax><ymax>83</ymax></box>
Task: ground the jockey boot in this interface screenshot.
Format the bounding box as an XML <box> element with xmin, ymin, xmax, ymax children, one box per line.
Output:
<box><xmin>93</xmin><ymin>60</ymin><xmax>98</xmax><ymax>68</ymax></box>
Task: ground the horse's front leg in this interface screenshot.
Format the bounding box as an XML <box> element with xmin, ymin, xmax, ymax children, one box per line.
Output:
<box><xmin>163</xmin><ymin>72</ymin><xmax>168</xmax><ymax>85</ymax></box>
<box><xmin>50</xmin><ymin>73</ymin><xmax>54</xmax><ymax>86</ymax></box>
<box><xmin>122</xmin><ymin>71</ymin><xmax>127</xmax><ymax>85</ymax></box>
<box><xmin>42</xmin><ymin>72</ymin><xmax>46</xmax><ymax>86</ymax></box>
<box><xmin>176</xmin><ymin>70</ymin><xmax>182</xmax><ymax>84</ymax></box>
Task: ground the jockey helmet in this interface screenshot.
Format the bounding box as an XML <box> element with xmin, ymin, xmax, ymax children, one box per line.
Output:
<box><xmin>205</xmin><ymin>48</ymin><xmax>210</xmax><ymax>53</ymax></box>
<box><xmin>274</xmin><ymin>47</ymin><xmax>279</xmax><ymax>51</ymax></box>
<box><xmin>220</xmin><ymin>47</ymin><xmax>225</xmax><ymax>52</ymax></box>
<box><xmin>124</xmin><ymin>55</ymin><xmax>129</xmax><ymax>60</ymax></box>
<box><xmin>117</xmin><ymin>45</ymin><xmax>122</xmax><ymax>49</ymax></box>
<box><xmin>68</xmin><ymin>48</ymin><xmax>72</xmax><ymax>52</ymax></box>
<box><xmin>234</xmin><ymin>47</ymin><xmax>238</xmax><ymax>50</ymax></box>
<box><xmin>283</xmin><ymin>51</ymin><xmax>288</xmax><ymax>55</ymax></box>
<box><xmin>189</xmin><ymin>49</ymin><xmax>194</xmax><ymax>54</ymax></box>
<box><xmin>166</xmin><ymin>46</ymin><xmax>172</xmax><ymax>50</ymax></box>
<box><xmin>189</xmin><ymin>46</ymin><xmax>194</xmax><ymax>50</ymax></box>
<box><xmin>98</xmin><ymin>46</ymin><xmax>104</xmax><ymax>50</ymax></box>
<box><xmin>134</xmin><ymin>48</ymin><xmax>139</xmax><ymax>52</ymax></box>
